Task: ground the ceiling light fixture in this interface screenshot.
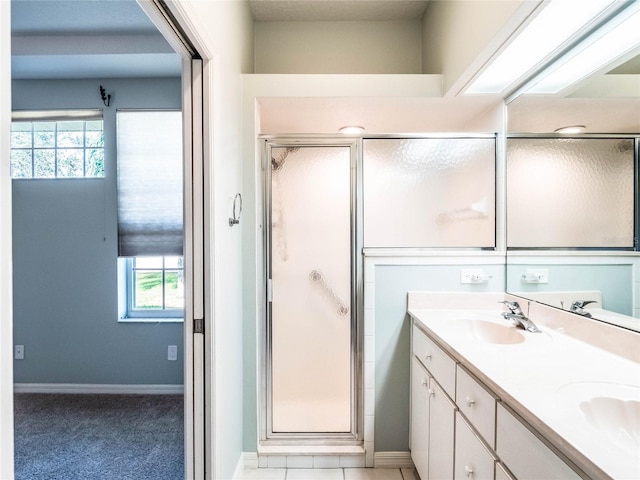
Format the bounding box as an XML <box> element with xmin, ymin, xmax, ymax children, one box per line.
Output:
<box><xmin>339</xmin><ymin>126</ymin><xmax>364</xmax><ymax>135</ymax></box>
<box><xmin>465</xmin><ymin>0</ymin><xmax>619</xmax><ymax>95</ymax></box>
<box><xmin>554</xmin><ymin>125</ymin><xmax>586</xmax><ymax>134</ymax></box>
<box><xmin>527</xmin><ymin>5</ymin><xmax>640</xmax><ymax>94</ymax></box>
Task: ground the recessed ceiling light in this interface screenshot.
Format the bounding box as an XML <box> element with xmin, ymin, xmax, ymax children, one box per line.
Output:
<box><xmin>339</xmin><ymin>126</ymin><xmax>364</xmax><ymax>134</ymax></box>
<box><xmin>554</xmin><ymin>125</ymin><xmax>586</xmax><ymax>134</ymax></box>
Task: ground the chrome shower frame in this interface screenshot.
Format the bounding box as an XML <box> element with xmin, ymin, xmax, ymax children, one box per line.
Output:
<box><xmin>260</xmin><ymin>137</ymin><xmax>363</xmax><ymax>446</ymax></box>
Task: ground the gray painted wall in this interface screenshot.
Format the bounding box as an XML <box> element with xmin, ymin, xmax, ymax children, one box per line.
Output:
<box><xmin>12</xmin><ymin>78</ymin><xmax>184</xmax><ymax>385</ymax></box>
<box><xmin>375</xmin><ymin>263</ymin><xmax>505</xmax><ymax>451</ymax></box>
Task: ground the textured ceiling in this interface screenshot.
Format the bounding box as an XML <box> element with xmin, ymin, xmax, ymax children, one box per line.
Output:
<box><xmin>249</xmin><ymin>0</ymin><xmax>429</xmax><ymax>21</ymax></box>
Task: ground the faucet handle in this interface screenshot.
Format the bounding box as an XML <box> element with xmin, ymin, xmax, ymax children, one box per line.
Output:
<box><xmin>500</xmin><ymin>300</ymin><xmax>522</xmax><ymax>314</ymax></box>
<box><xmin>570</xmin><ymin>300</ymin><xmax>596</xmax><ymax>310</ymax></box>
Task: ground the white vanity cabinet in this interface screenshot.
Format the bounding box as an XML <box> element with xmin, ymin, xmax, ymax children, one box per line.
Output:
<box><xmin>496</xmin><ymin>404</ymin><xmax>582</xmax><ymax>480</ymax></box>
<box><xmin>411</xmin><ymin>318</ymin><xmax>587</xmax><ymax>480</ymax></box>
<box><xmin>411</xmin><ymin>325</ymin><xmax>456</xmax><ymax>480</ymax></box>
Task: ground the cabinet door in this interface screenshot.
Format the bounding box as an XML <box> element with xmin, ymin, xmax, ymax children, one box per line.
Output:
<box><xmin>411</xmin><ymin>357</ymin><xmax>430</xmax><ymax>479</ymax></box>
<box><xmin>455</xmin><ymin>412</ymin><xmax>495</xmax><ymax>480</ymax></box>
<box><xmin>429</xmin><ymin>378</ymin><xmax>456</xmax><ymax>480</ymax></box>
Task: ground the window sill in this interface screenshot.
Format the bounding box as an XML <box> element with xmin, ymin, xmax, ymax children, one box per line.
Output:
<box><xmin>118</xmin><ymin>317</ymin><xmax>184</xmax><ymax>324</ymax></box>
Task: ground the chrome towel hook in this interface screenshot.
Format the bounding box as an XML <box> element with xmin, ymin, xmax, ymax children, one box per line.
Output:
<box><xmin>229</xmin><ymin>193</ymin><xmax>242</xmax><ymax>227</ymax></box>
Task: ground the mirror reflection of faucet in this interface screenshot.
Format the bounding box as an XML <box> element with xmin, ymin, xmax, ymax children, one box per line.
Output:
<box><xmin>500</xmin><ymin>301</ymin><xmax>541</xmax><ymax>333</ymax></box>
<box><xmin>570</xmin><ymin>300</ymin><xmax>597</xmax><ymax>318</ymax></box>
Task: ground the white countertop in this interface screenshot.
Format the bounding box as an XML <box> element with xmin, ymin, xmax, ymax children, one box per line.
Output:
<box><xmin>408</xmin><ymin>308</ymin><xmax>640</xmax><ymax>480</ymax></box>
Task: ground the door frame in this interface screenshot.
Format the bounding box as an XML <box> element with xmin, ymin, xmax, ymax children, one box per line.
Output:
<box><xmin>136</xmin><ymin>1</ymin><xmax>211</xmax><ymax>477</ymax></box>
<box><xmin>260</xmin><ymin>137</ymin><xmax>364</xmax><ymax>446</ymax></box>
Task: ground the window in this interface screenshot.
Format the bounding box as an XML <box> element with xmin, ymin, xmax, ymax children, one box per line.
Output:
<box><xmin>124</xmin><ymin>256</ymin><xmax>184</xmax><ymax>320</ymax></box>
<box><xmin>10</xmin><ymin>111</ymin><xmax>104</xmax><ymax>179</ymax></box>
<box><xmin>116</xmin><ymin>110</ymin><xmax>183</xmax><ymax>322</ymax></box>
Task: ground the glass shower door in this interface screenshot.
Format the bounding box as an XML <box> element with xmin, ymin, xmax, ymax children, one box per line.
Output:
<box><xmin>268</xmin><ymin>144</ymin><xmax>353</xmax><ymax>435</ymax></box>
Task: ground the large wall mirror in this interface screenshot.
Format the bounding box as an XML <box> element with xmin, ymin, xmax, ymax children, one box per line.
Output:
<box><xmin>505</xmin><ymin>9</ymin><xmax>640</xmax><ymax>331</ymax></box>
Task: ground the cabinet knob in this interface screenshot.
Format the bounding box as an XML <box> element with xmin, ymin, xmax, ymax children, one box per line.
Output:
<box><xmin>466</xmin><ymin>397</ymin><xmax>475</xmax><ymax>407</ymax></box>
<box><xmin>464</xmin><ymin>466</ymin><xmax>474</xmax><ymax>478</ymax></box>
<box><xmin>428</xmin><ymin>388</ymin><xmax>435</xmax><ymax>397</ymax></box>
<box><xmin>425</xmin><ymin>352</ymin><xmax>432</xmax><ymax>360</ymax></box>
<box><xmin>421</xmin><ymin>379</ymin><xmax>428</xmax><ymax>387</ymax></box>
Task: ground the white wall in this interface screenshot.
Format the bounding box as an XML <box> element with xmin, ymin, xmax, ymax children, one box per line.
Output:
<box><xmin>254</xmin><ymin>20</ymin><xmax>422</xmax><ymax>73</ymax></box>
<box><xmin>0</xmin><ymin>0</ymin><xmax>14</xmax><ymax>477</ymax></box>
<box><xmin>169</xmin><ymin>1</ymin><xmax>254</xmax><ymax>478</ymax></box>
<box><xmin>422</xmin><ymin>0</ymin><xmax>532</xmax><ymax>94</ymax></box>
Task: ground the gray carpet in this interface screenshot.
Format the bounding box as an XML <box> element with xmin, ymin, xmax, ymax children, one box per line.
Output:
<box><xmin>14</xmin><ymin>393</ymin><xmax>184</xmax><ymax>480</ymax></box>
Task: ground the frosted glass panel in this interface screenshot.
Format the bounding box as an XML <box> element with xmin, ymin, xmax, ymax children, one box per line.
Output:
<box><xmin>270</xmin><ymin>146</ymin><xmax>351</xmax><ymax>433</ymax></box>
<box><xmin>363</xmin><ymin>138</ymin><xmax>496</xmax><ymax>247</ymax></box>
<box><xmin>507</xmin><ymin>138</ymin><xmax>634</xmax><ymax>248</ymax></box>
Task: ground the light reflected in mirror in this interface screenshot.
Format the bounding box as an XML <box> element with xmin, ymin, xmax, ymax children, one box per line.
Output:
<box><xmin>506</xmin><ymin>49</ymin><xmax>640</xmax><ymax>332</ymax></box>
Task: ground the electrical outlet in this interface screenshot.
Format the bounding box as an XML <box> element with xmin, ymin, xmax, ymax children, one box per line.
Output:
<box><xmin>460</xmin><ymin>269</ymin><xmax>491</xmax><ymax>284</ymax></box>
<box><xmin>168</xmin><ymin>345</ymin><xmax>178</xmax><ymax>361</ymax></box>
<box><xmin>523</xmin><ymin>268</ymin><xmax>549</xmax><ymax>284</ymax></box>
<box><xmin>15</xmin><ymin>345</ymin><xmax>24</xmax><ymax>360</ymax></box>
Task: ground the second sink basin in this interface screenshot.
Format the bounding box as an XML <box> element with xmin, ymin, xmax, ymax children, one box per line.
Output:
<box><xmin>556</xmin><ymin>382</ymin><xmax>640</xmax><ymax>455</ymax></box>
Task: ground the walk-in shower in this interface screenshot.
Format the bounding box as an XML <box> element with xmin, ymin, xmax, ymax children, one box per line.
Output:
<box><xmin>262</xmin><ymin>139</ymin><xmax>362</xmax><ymax>443</ymax></box>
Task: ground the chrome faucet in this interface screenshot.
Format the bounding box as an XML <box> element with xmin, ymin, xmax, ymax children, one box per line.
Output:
<box><xmin>570</xmin><ymin>300</ymin><xmax>596</xmax><ymax>318</ymax></box>
<box><xmin>500</xmin><ymin>301</ymin><xmax>541</xmax><ymax>333</ymax></box>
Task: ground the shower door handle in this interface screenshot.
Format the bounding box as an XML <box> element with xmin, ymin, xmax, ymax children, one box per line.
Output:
<box><xmin>267</xmin><ymin>278</ymin><xmax>273</xmax><ymax>303</ymax></box>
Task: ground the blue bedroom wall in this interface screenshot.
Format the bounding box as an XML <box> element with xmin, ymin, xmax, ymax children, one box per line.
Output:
<box><xmin>12</xmin><ymin>78</ymin><xmax>184</xmax><ymax>385</ymax></box>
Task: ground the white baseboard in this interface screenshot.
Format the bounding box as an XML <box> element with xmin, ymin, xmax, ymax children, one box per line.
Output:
<box><xmin>14</xmin><ymin>383</ymin><xmax>184</xmax><ymax>395</ymax></box>
<box><xmin>233</xmin><ymin>453</ymin><xmax>258</xmax><ymax>478</ymax></box>
<box><xmin>374</xmin><ymin>451</ymin><xmax>414</xmax><ymax>468</ymax></box>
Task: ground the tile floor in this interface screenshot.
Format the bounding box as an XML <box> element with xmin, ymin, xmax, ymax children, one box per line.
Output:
<box><xmin>237</xmin><ymin>467</ymin><xmax>419</xmax><ymax>480</ymax></box>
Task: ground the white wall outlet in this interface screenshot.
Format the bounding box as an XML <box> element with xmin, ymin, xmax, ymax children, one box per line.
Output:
<box><xmin>461</xmin><ymin>269</ymin><xmax>492</xmax><ymax>284</ymax></box>
<box><xmin>15</xmin><ymin>345</ymin><xmax>24</xmax><ymax>360</ymax></box>
<box><xmin>522</xmin><ymin>269</ymin><xmax>549</xmax><ymax>284</ymax></box>
<box><xmin>168</xmin><ymin>345</ymin><xmax>178</xmax><ymax>361</ymax></box>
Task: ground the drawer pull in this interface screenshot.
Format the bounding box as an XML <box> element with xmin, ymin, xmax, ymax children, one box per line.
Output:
<box><xmin>425</xmin><ymin>353</ymin><xmax>432</xmax><ymax>360</ymax></box>
<box><xmin>421</xmin><ymin>379</ymin><xmax>428</xmax><ymax>387</ymax></box>
<box><xmin>465</xmin><ymin>397</ymin><xmax>475</xmax><ymax>407</ymax></box>
<box><xmin>464</xmin><ymin>466</ymin><xmax>474</xmax><ymax>478</ymax></box>
<box><xmin>428</xmin><ymin>388</ymin><xmax>435</xmax><ymax>397</ymax></box>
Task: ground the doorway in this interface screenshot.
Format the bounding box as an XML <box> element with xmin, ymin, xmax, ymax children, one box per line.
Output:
<box><xmin>263</xmin><ymin>139</ymin><xmax>362</xmax><ymax>443</ymax></box>
<box><xmin>8</xmin><ymin>0</ymin><xmax>206</xmax><ymax>478</ymax></box>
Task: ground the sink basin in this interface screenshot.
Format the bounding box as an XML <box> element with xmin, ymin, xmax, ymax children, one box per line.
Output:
<box><xmin>460</xmin><ymin>319</ymin><xmax>526</xmax><ymax>344</ymax></box>
<box><xmin>556</xmin><ymin>382</ymin><xmax>640</xmax><ymax>454</ymax></box>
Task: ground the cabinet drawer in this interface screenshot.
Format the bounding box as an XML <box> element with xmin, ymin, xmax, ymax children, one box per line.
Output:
<box><xmin>412</xmin><ymin>324</ymin><xmax>456</xmax><ymax>397</ymax></box>
<box><xmin>456</xmin><ymin>365</ymin><xmax>497</xmax><ymax>448</ymax></box>
<box><xmin>497</xmin><ymin>403</ymin><xmax>582</xmax><ymax>480</ymax></box>
<box><xmin>454</xmin><ymin>412</ymin><xmax>495</xmax><ymax>480</ymax></box>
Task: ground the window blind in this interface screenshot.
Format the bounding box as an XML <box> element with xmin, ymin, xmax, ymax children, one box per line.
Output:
<box><xmin>117</xmin><ymin>110</ymin><xmax>183</xmax><ymax>257</ymax></box>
